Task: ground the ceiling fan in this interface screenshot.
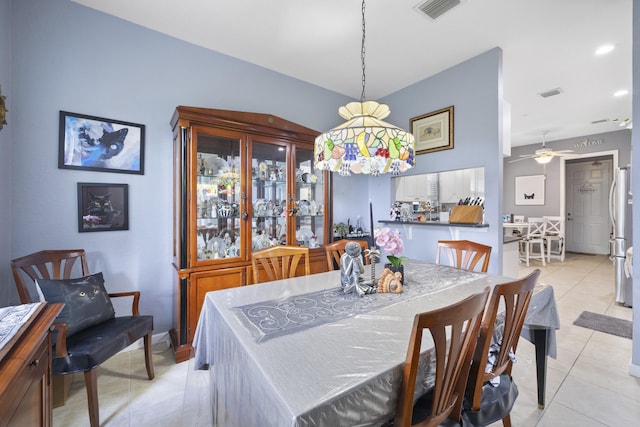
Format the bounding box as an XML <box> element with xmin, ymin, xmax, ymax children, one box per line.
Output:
<box><xmin>509</xmin><ymin>132</ymin><xmax>573</xmax><ymax>164</ymax></box>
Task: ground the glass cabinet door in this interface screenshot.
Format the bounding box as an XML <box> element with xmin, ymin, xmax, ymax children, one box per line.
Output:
<box><xmin>194</xmin><ymin>131</ymin><xmax>242</xmax><ymax>262</ymax></box>
<box><xmin>251</xmin><ymin>141</ymin><xmax>288</xmax><ymax>251</ymax></box>
<box><xmin>295</xmin><ymin>148</ymin><xmax>324</xmax><ymax>248</ymax></box>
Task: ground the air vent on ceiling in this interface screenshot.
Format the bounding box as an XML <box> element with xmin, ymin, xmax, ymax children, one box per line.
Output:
<box><xmin>539</xmin><ymin>88</ymin><xmax>562</xmax><ymax>98</ymax></box>
<box><xmin>416</xmin><ymin>0</ymin><xmax>462</xmax><ymax>20</ymax></box>
<box><xmin>591</xmin><ymin>119</ymin><xmax>609</xmax><ymax>125</ymax></box>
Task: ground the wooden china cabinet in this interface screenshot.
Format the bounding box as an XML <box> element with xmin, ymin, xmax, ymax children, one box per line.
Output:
<box><xmin>170</xmin><ymin>106</ymin><xmax>331</xmax><ymax>361</ymax></box>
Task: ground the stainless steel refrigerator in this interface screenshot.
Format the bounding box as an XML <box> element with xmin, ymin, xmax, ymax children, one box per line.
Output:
<box><xmin>609</xmin><ymin>166</ymin><xmax>633</xmax><ymax>307</ymax></box>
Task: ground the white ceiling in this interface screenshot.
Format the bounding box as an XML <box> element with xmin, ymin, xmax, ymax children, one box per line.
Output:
<box><xmin>72</xmin><ymin>0</ymin><xmax>633</xmax><ymax>147</ymax></box>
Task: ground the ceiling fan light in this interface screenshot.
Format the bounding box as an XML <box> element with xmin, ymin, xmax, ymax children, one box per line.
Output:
<box><xmin>535</xmin><ymin>156</ymin><xmax>553</xmax><ymax>164</ymax></box>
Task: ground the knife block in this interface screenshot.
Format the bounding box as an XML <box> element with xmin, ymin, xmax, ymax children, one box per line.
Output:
<box><xmin>448</xmin><ymin>205</ymin><xmax>484</xmax><ymax>224</ymax></box>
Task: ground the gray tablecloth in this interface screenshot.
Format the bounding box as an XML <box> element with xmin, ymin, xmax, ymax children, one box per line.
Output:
<box><xmin>522</xmin><ymin>284</ymin><xmax>560</xmax><ymax>358</ymax></box>
<box><xmin>192</xmin><ymin>262</ymin><xmax>558</xmax><ymax>427</ymax></box>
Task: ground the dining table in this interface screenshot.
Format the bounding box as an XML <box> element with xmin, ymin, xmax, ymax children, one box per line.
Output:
<box><xmin>192</xmin><ymin>261</ymin><xmax>559</xmax><ymax>427</ymax></box>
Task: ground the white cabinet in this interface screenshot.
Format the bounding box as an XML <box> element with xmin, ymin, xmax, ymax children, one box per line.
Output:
<box><xmin>394</xmin><ymin>174</ymin><xmax>437</xmax><ymax>202</ymax></box>
<box><xmin>439</xmin><ymin>168</ymin><xmax>484</xmax><ymax>203</ymax></box>
<box><xmin>393</xmin><ymin>168</ymin><xmax>483</xmax><ymax>204</ymax></box>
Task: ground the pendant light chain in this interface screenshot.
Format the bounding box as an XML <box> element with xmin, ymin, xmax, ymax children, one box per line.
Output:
<box><xmin>360</xmin><ymin>0</ymin><xmax>366</xmax><ymax>102</ymax></box>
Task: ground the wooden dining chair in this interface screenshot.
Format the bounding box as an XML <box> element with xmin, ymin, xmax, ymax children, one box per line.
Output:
<box><xmin>461</xmin><ymin>269</ymin><xmax>540</xmax><ymax>427</ymax></box>
<box><xmin>251</xmin><ymin>245</ymin><xmax>310</xmax><ymax>283</ymax></box>
<box><xmin>325</xmin><ymin>239</ymin><xmax>369</xmax><ymax>271</ymax></box>
<box><xmin>10</xmin><ymin>249</ymin><xmax>154</xmax><ymax>427</ymax></box>
<box><xmin>435</xmin><ymin>240</ymin><xmax>492</xmax><ymax>273</ymax></box>
<box><xmin>392</xmin><ymin>288</ymin><xmax>490</xmax><ymax>427</ymax></box>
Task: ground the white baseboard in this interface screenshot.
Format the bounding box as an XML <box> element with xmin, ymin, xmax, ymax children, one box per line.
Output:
<box><xmin>629</xmin><ymin>362</ymin><xmax>640</xmax><ymax>378</ymax></box>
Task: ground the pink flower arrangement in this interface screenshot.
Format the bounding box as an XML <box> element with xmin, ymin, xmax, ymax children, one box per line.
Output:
<box><xmin>374</xmin><ymin>227</ymin><xmax>407</xmax><ymax>267</ymax></box>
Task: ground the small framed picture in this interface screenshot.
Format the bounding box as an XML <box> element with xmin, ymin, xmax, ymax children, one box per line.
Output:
<box><xmin>77</xmin><ymin>183</ymin><xmax>129</xmax><ymax>232</ymax></box>
<box><xmin>410</xmin><ymin>106</ymin><xmax>454</xmax><ymax>155</ymax></box>
<box><xmin>59</xmin><ymin>111</ymin><xmax>145</xmax><ymax>174</ymax></box>
<box><xmin>515</xmin><ymin>175</ymin><xmax>545</xmax><ymax>205</ymax></box>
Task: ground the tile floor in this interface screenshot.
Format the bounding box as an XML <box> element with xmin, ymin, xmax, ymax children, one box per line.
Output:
<box><xmin>53</xmin><ymin>253</ymin><xmax>640</xmax><ymax>426</ymax></box>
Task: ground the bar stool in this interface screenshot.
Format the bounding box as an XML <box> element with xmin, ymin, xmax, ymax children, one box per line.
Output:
<box><xmin>543</xmin><ymin>216</ymin><xmax>565</xmax><ymax>262</ymax></box>
<box><xmin>519</xmin><ymin>217</ymin><xmax>546</xmax><ymax>267</ymax></box>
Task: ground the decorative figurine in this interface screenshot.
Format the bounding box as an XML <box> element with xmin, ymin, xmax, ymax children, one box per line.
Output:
<box><xmin>340</xmin><ymin>241</ymin><xmax>376</xmax><ymax>297</ymax></box>
<box><xmin>364</xmin><ymin>246</ymin><xmax>381</xmax><ymax>284</ymax></box>
<box><xmin>377</xmin><ymin>268</ymin><xmax>403</xmax><ymax>293</ymax></box>
<box><xmin>390</xmin><ymin>202</ymin><xmax>402</xmax><ymax>221</ymax></box>
<box><xmin>198</xmin><ymin>154</ymin><xmax>206</xmax><ymax>176</ymax></box>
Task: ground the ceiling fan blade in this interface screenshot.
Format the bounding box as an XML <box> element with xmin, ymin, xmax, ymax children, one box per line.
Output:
<box><xmin>509</xmin><ymin>156</ymin><xmax>535</xmax><ymax>163</ymax></box>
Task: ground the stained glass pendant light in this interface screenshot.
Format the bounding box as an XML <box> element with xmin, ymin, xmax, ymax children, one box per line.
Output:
<box><xmin>314</xmin><ymin>1</ymin><xmax>415</xmax><ymax>176</ymax></box>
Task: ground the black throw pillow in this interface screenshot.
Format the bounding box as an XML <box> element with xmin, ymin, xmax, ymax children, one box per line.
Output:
<box><xmin>36</xmin><ymin>272</ymin><xmax>115</xmax><ymax>337</ymax></box>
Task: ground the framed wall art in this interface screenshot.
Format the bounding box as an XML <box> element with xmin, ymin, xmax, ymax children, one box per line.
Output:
<box><xmin>515</xmin><ymin>175</ymin><xmax>545</xmax><ymax>205</ymax></box>
<box><xmin>77</xmin><ymin>183</ymin><xmax>129</xmax><ymax>232</ymax></box>
<box><xmin>59</xmin><ymin>111</ymin><xmax>145</xmax><ymax>174</ymax></box>
<box><xmin>410</xmin><ymin>106</ymin><xmax>454</xmax><ymax>155</ymax></box>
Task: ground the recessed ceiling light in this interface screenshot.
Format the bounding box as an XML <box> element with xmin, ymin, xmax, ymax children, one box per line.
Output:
<box><xmin>595</xmin><ymin>44</ymin><xmax>614</xmax><ymax>55</ymax></box>
<box><xmin>614</xmin><ymin>89</ymin><xmax>629</xmax><ymax>97</ymax></box>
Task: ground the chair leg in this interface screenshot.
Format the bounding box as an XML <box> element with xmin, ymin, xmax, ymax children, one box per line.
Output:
<box><xmin>84</xmin><ymin>369</ymin><xmax>99</xmax><ymax>427</ymax></box>
<box><xmin>502</xmin><ymin>413</ymin><xmax>512</xmax><ymax>427</ymax></box>
<box><xmin>144</xmin><ymin>331</ymin><xmax>155</xmax><ymax>380</ymax></box>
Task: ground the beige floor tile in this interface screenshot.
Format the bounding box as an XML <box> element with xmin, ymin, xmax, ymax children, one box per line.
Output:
<box><xmin>554</xmin><ymin>376</ymin><xmax>640</xmax><ymax>426</ymax></box>
<box><xmin>537</xmin><ymin>401</ymin><xmax>608</xmax><ymax>426</ymax></box>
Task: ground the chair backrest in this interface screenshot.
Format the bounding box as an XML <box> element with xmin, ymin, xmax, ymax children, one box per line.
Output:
<box><xmin>11</xmin><ymin>249</ymin><xmax>89</xmax><ymax>304</ymax></box>
<box><xmin>435</xmin><ymin>240</ymin><xmax>492</xmax><ymax>273</ymax></box>
<box><xmin>251</xmin><ymin>245</ymin><xmax>310</xmax><ymax>283</ymax></box>
<box><xmin>325</xmin><ymin>240</ymin><xmax>370</xmax><ymax>271</ymax></box>
<box><xmin>465</xmin><ymin>269</ymin><xmax>540</xmax><ymax>412</ymax></box>
<box><xmin>394</xmin><ymin>288</ymin><xmax>490</xmax><ymax>427</ymax></box>
<box><xmin>526</xmin><ymin>217</ymin><xmax>546</xmax><ymax>238</ymax></box>
<box><xmin>543</xmin><ymin>215</ymin><xmax>564</xmax><ymax>236</ymax></box>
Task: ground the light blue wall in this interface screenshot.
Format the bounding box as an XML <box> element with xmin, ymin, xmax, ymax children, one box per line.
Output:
<box><xmin>337</xmin><ymin>48</ymin><xmax>504</xmax><ymax>273</ymax></box>
<box><xmin>5</xmin><ymin>0</ymin><xmax>349</xmax><ymax>331</ymax></box>
<box><xmin>3</xmin><ymin>0</ymin><xmax>505</xmax><ymax>332</ymax></box>
<box><xmin>0</xmin><ymin>0</ymin><xmax>12</xmax><ymax>306</ymax></box>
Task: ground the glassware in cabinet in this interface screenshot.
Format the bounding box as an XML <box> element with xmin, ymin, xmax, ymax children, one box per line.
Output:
<box><xmin>194</xmin><ymin>132</ymin><xmax>242</xmax><ymax>262</ymax></box>
<box><xmin>251</xmin><ymin>141</ymin><xmax>288</xmax><ymax>251</ymax></box>
<box><xmin>295</xmin><ymin>148</ymin><xmax>325</xmax><ymax>248</ymax></box>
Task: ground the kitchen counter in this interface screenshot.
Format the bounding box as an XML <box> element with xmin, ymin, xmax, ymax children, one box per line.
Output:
<box><xmin>379</xmin><ymin>220</ymin><xmax>488</xmax><ymax>228</ymax></box>
<box><xmin>503</xmin><ymin>235</ymin><xmax>522</xmax><ymax>278</ymax></box>
<box><xmin>504</xmin><ymin>235</ymin><xmax>523</xmax><ymax>244</ymax></box>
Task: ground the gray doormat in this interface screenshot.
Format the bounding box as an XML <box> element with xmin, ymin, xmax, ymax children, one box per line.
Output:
<box><xmin>573</xmin><ymin>311</ymin><xmax>632</xmax><ymax>339</ymax></box>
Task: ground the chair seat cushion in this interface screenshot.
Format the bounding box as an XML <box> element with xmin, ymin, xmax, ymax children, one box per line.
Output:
<box><xmin>461</xmin><ymin>374</ymin><xmax>518</xmax><ymax>427</ymax></box>
<box><xmin>37</xmin><ymin>272</ymin><xmax>115</xmax><ymax>337</ymax></box>
<box><xmin>52</xmin><ymin>315</ymin><xmax>153</xmax><ymax>375</ymax></box>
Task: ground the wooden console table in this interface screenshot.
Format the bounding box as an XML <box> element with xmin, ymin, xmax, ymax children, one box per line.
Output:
<box><xmin>0</xmin><ymin>303</ymin><xmax>63</xmax><ymax>427</ymax></box>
